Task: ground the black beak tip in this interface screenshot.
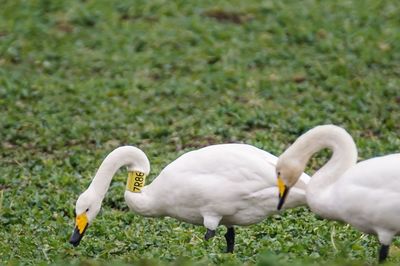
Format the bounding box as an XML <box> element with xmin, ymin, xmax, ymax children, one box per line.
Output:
<box><xmin>277</xmin><ymin>186</ymin><xmax>289</xmax><ymax>211</ymax></box>
<box><xmin>69</xmin><ymin>239</ymin><xmax>80</xmax><ymax>247</ymax></box>
<box><xmin>69</xmin><ymin>227</ymin><xmax>84</xmax><ymax>247</ymax></box>
<box><xmin>277</xmin><ymin>199</ymin><xmax>284</xmax><ymax>211</ymax></box>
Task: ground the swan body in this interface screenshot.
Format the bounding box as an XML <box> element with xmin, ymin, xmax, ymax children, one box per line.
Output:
<box><xmin>276</xmin><ymin>125</ymin><xmax>400</xmax><ymax>262</ymax></box>
<box><xmin>334</xmin><ymin>154</ymin><xmax>400</xmax><ymax>242</ymax></box>
<box><xmin>70</xmin><ymin>144</ymin><xmax>310</xmax><ymax>252</ymax></box>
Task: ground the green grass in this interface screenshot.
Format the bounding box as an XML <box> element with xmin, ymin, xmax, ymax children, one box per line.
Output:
<box><xmin>1</xmin><ymin>0</ymin><xmax>400</xmax><ymax>265</ymax></box>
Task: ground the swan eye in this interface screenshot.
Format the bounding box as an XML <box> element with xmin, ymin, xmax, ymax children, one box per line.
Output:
<box><xmin>277</xmin><ymin>171</ymin><xmax>281</xmax><ymax>176</ymax></box>
<box><xmin>86</xmin><ymin>208</ymin><xmax>89</xmax><ymax>212</ymax></box>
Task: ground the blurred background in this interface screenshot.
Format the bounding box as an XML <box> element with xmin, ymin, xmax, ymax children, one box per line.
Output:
<box><xmin>0</xmin><ymin>0</ymin><xmax>399</xmax><ymax>265</ymax></box>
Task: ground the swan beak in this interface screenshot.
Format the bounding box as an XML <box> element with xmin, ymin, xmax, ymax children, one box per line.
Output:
<box><xmin>277</xmin><ymin>176</ymin><xmax>289</xmax><ymax>210</ymax></box>
<box><xmin>69</xmin><ymin>212</ymin><xmax>88</xmax><ymax>247</ymax></box>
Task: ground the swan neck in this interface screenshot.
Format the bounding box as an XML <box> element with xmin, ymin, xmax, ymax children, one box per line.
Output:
<box><xmin>89</xmin><ymin>146</ymin><xmax>150</xmax><ymax>198</ymax></box>
<box><xmin>124</xmin><ymin>189</ymin><xmax>161</xmax><ymax>217</ymax></box>
<box><xmin>287</xmin><ymin>126</ymin><xmax>358</xmax><ymax>217</ymax></box>
<box><xmin>293</xmin><ymin>126</ymin><xmax>358</xmax><ymax>189</ymax></box>
<box><xmin>313</xmin><ymin>132</ymin><xmax>356</xmax><ymax>186</ymax></box>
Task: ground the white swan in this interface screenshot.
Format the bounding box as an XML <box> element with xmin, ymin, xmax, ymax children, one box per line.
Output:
<box><xmin>70</xmin><ymin>144</ymin><xmax>310</xmax><ymax>252</ymax></box>
<box><xmin>275</xmin><ymin>125</ymin><xmax>400</xmax><ymax>263</ymax></box>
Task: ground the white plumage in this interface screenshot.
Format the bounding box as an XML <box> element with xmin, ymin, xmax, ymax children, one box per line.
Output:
<box><xmin>70</xmin><ymin>144</ymin><xmax>310</xmax><ymax>252</ymax></box>
<box><xmin>276</xmin><ymin>125</ymin><xmax>400</xmax><ymax>262</ymax></box>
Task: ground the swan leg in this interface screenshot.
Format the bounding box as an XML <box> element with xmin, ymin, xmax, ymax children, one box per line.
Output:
<box><xmin>377</xmin><ymin>230</ymin><xmax>393</xmax><ymax>263</ymax></box>
<box><xmin>378</xmin><ymin>245</ymin><xmax>389</xmax><ymax>263</ymax></box>
<box><xmin>224</xmin><ymin>226</ymin><xmax>235</xmax><ymax>253</ymax></box>
<box><xmin>205</xmin><ymin>228</ymin><xmax>216</xmax><ymax>240</ymax></box>
<box><xmin>203</xmin><ymin>215</ymin><xmax>221</xmax><ymax>241</ymax></box>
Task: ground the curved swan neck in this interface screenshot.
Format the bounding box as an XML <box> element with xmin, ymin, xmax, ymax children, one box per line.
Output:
<box><xmin>287</xmin><ymin>125</ymin><xmax>358</xmax><ymax>189</ymax></box>
<box><xmin>90</xmin><ymin>146</ymin><xmax>150</xmax><ymax>198</ymax></box>
<box><xmin>309</xmin><ymin>126</ymin><xmax>357</xmax><ymax>185</ymax></box>
<box><xmin>289</xmin><ymin>125</ymin><xmax>358</xmax><ymax>219</ymax></box>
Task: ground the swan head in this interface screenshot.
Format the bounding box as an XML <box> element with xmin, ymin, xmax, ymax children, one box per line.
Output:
<box><xmin>69</xmin><ymin>188</ymin><xmax>102</xmax><ymax>246</ymax></box>
<box><xmin>275</xmin><ymin>156</ymin><xmax>304</xmax><ymax>210</ymax></box>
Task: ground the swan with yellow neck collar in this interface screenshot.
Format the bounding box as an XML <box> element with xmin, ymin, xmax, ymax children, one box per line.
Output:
<box><xmin>70</xmin><ymin>144</ymin><xmax>310</xmax><ymax>252</ymax></box>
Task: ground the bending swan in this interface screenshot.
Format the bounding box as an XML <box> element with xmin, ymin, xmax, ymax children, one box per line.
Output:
<box><xmin>70</xmin><ymin>144</ymin><xmax>310</xmax><ymax>252</ymax></box>
<box><xmin>276</xmin><ymin>125</ymin><xmax>400</xmax><ymax>263</ymax></box>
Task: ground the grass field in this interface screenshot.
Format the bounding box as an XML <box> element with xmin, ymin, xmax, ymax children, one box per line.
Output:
<box><xmin>1</xmin><ymin>0</ymin><xmax>400</xmax><ymax>265</ymax></box>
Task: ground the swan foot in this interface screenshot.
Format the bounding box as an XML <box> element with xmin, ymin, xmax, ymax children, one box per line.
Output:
<box><xmin>204</xmin><ymin>229</ymin><xmax>216</xmax><ymax>241</ymax></box>
<box><xmin>224</xmin><ymin>227</ymin><xmax>235</xmax><ymax>253</ymax></box>
<box><xmin>379</xmin><ymin>244</ymin><xmax>389</xmax><ymax>263</ymax></box>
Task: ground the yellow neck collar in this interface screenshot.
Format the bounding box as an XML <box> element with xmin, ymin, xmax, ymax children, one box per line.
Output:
<box><xmin>126</xmin><ymin>171</ymin><xmax>147</xmax><ymax>192</ymax></box>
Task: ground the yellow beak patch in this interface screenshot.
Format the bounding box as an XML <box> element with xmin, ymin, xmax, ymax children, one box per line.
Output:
<box><xmin>277</xmin><ymin>176</ymin><xmax>286</xmax><ymax>197</ymax></box>
<box><xmin>75</xmin><ymin>212</ymin><xmax>88</xmax><ymax>234</ymax></box>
